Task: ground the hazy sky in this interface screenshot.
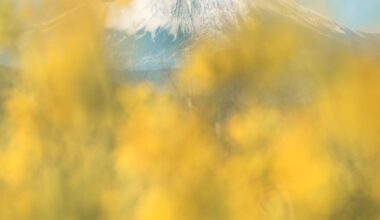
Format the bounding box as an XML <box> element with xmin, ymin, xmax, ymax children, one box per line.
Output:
<box><xmin>299</xmin><ymin>0</ymin><xmax>380</xmax><ymax>33</ymax></box>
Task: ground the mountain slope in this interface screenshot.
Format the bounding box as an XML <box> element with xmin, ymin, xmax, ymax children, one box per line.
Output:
<box><xmin>107</xmin><ymin>0</ymin><xmax>363</xmax><ymax>38</ymax></box>
<box><xmin>106</xmin><ymin>0</ymin><xmax>378</xmax><ymax>78</ymax></box>
<box><xmin>107</xmin><ymin>0</ymin><xmax>248</xmax><ymax>37</ymax></box>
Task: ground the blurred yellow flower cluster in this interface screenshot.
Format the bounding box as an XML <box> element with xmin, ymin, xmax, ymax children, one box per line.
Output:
<box><xmin>0</xmin><ymin>1</ymin><xmax>379</xmax><ymax>219</ymax></box>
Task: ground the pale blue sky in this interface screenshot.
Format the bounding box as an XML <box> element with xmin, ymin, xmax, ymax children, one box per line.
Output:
<box><xmin>300</xmin><ymin>0</ymin><xmax>380</xmax><ymax>33</ymax></box>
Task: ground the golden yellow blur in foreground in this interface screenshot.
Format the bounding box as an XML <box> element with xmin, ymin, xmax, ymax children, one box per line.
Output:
<box><xmin>1</xmin><ymin>1</ymin><xmax>380</xmax><ymax>219</ymax></box>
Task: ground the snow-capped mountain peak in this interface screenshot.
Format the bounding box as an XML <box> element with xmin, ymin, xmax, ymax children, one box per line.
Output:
<box><xmin>107</xmin><ymin>0</ymin><xmax>249</xmax><ymax>38</ymax></box>
<box><xmin>105</xmin><ymin>0</ymin><xmax>373</xmax><ymax>79</ymax></box>
<box><xmin>107</xmin><ymin>0</ymin><xmax>361</xmax><ymax>39</ymax></box>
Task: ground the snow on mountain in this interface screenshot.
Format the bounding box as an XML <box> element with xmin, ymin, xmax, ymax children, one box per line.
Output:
<box><xmin>106</xmin><ymin>0</ymin><xmax>249</xmax><ymax>75</ymax></box>
<box><xmin>107</xmin><ymin>0</ymin><xmax>363</xmax><ymax>38</ymax></box>
<box><xmin>107</xmin><ymin>0</ymin><xmax>249</xmax><ymax>38</ymax></box>
<box><xmin>106</xmin><ymin>0</ymin><xmax>369</xmax><ymax>77</ymax></box>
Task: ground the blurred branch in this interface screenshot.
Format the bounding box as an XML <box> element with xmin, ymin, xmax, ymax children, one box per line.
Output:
<box><xmin>25</xmin><ymin>3</ymin><xmax>87</xmax><ymax>33</ymax></box>
<box><xmin>23</xmin><ymin>0</ymin><xmax>125</xmax><ymax>33</ymax></box>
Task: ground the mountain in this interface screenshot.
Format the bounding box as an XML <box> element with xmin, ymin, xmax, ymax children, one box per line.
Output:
<box><xmin>107</xmin><ymin>0</ymin><xmax>248</xmax><ymax>37</ymax></box>
<box><xmin>106</xmin><ymin>0</ymin><xmax>379</xmax><ymax>82</ymax></box>
<box><xmin>105</xmin><ymin>0</ymin><xmax>247</xmax><ymax>81</ymax></box>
